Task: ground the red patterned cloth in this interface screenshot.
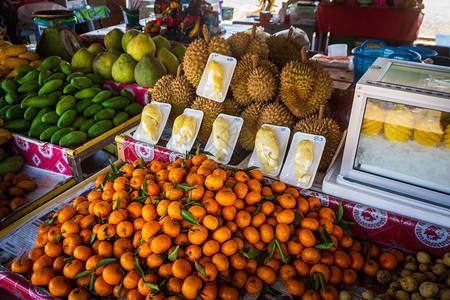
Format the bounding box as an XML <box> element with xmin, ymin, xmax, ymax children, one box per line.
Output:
<box><xmin>298</xmin><ymin>190</ymin><xmax>450</xmax><ymax>256</ymax></box>
<box><xmin>8</xmin><ymin>135</ymin><xmax>72</xmax><ymax>176</ymax></box>
<box><xmin>0</xmin><ymin>266</ymin><xmax>57</xmax><ymax>300</ymax></box>
<box><xmin>122</xmin><ymin>137</ymin><xmax>184</xmax><ymax>164</ymax></box>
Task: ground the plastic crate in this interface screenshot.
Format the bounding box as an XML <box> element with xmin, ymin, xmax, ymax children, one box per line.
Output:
<box><xmin>352</xmin><ymin>40</ymin><xmax>422</xmax><ymax>83</ymax></box>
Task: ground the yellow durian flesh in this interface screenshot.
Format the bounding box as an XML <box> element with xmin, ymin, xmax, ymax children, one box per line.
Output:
<box><xmin>172</xmin><ymin>115</ymin><xmax>196</xmax><ymax>147</ymax></box>
<box><xmin>255</xmin><ymin>127</ymin><xmax>279</xmax><ymax>173</ymax></box>
<box><xmin>207</xmin><ymin>61</ymin><xmax>224</xmax><ymax>100</ymax></box>
<box><xmin>384</xmin><ymin>106</ymin><xmax>414</xmax><ymax>142</ymax></box>
<box><xmin>361</xmin><ymin>101</ymin><xmax>385</xmax><ymax>135</ymax></box>
<box><xmin>142</xmin><ymin>103</ymin><xmax>163</xmax><ymax>143</ymax></box>
<box><xmin>212</xmin><ymin>117</ymin><xmax>229</xmax><ymax>161</ymax></box>
<box><xmin>294</xmin><ymin>140</ymin><xmax>314</xmax><ymax>186</ymax></box>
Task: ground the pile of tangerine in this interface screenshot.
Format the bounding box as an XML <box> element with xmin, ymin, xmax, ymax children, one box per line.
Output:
<box><xmin>10</xmin><ymin>154</ymin><xmax>406</xmax><ymax>300</ymax></box>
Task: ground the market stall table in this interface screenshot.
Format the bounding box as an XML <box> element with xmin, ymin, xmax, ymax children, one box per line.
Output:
<box><xmin>115</xmin><ymin>134</ymin><xmax>450</xmax><ymax>256</ymax></box>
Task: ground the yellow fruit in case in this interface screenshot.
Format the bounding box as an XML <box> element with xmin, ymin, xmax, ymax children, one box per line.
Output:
<box><xmin>384</xmin><ymin>105</ymin><xmax>414</xmax><ymax>143</ymax></box>
<box><xmin>361</xmin><ymin>101</ymin><xmax>385</xmax><ymax>135</ymax></box>
<box><xmin>413</xmin><ymin>114</ymin><xmax>444</xmax><ymax>147</ymax></box>
<box><xmin>444</xmin><ymin>124</ymin><xmax>450</xmax><ymax>148</ymax></box>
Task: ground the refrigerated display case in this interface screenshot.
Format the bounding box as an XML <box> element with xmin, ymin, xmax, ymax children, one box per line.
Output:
<box><xmin>323</xmin><ymin>57</ymin><xmax>450</xmax><ymax>226</ymax></box>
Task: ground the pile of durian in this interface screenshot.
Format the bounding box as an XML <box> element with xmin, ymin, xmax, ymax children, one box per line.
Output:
<box><xmin>151</xmin><ymin>25</ymin><xmax>341</xmax><ymax>170</ymax></box>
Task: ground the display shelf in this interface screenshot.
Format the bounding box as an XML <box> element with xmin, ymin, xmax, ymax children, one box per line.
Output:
<box><xmin>0</xmin><ymin>165</ymin><xmax>75</xmax><ymax>230</ymax></box>
<box><xmin>0</xmin><ymin>162</ymin><xmax>117</xmax><ymax>300</ymax></box>
<box><xmin>8</xmin><ymin>114</ymin><xmax>141</xmax><ymax>183</ymax></box>
<box><xmin>6</xmin><ymin>81</ymin><xmax>148</xmax><ymax>182</ymax></box>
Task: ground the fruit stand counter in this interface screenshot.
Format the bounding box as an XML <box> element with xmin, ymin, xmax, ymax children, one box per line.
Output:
<box><xmin>0</xmin><ymin>164</ymin><xmax>75</xmax><ymax>231</ymax></box>
<box><xmin>0</xmin><ymin>153</ymin><xmax>448</xmax><ymax>300</ymax></box>
<box><xmin>0</xmin><ymin>163</ymin><xmax>114</xmax><ymax>300</ymax></box>
<box><xmin>115</xmin><ymin>133</ymin><xmax>450</xmax><ymax>257</ymax></box>
<box><xmin>7</xmin><ymin>82</ymin><xmax>149</xmax><ymax>183</ymax></box>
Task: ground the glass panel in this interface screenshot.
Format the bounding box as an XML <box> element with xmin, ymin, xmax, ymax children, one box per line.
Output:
<box><xmin>354</xmin><ymin>98</ymin><xmax>450</xmax><ymax>195</ymax></box>
<box><xmin>381</xmin><ymin>64</ymin><xmax>450</xmax><ymax>93</ymax></box>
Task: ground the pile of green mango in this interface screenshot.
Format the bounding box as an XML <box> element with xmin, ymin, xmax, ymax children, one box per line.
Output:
<box><xmin>0</xmin><ymin>56</ymin><xmax>143</xmax><ymax>147</ymax></box>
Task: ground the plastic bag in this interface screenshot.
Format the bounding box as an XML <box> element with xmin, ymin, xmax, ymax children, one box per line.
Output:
<box><xmin>166</xmin><ymin>108</ymin><xmax>203</xmax><ymax>154</ymax></box>
<box><xmin>248</xmin><ymin>124</ymin><xmax>291</xmax><ymax>177</ymax></box>
<box><xmin>133</xmin><ymin>102</ymin><xmax>171</xmax><ymax>145</ymax></box>
<box><xmin>274</xmin><ymin>26</ymin><xmax>310</xmax><ymax>50</ymax></box>
<box><xmin>204</xmin><ymin>114</ymin><xmax>243</xmax><ymax>164</ymax></box>
<box><xmin>280</xmin><ymin>132</ymin><xmax>326</xmax><ymax>189</ymax></box>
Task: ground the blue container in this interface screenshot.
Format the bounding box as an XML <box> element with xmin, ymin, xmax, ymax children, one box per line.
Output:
<box><xmin>398</xmin><ymin>46</ymin><xmax>438</xmax><ymax>59</ymax></box>
<box><xmin>352</xmin><ymin>40</ymin><xmax>422</xmax><ymax>83</ymax></box>
<box><xmin>34</xmin><ymin>17</ymin><xmax>76</xmax><ymax>39</ymax></box>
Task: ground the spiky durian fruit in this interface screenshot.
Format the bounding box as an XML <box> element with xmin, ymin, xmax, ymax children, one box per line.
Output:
<box><xmin>444</xmin><ymin>124</ymin><xmax>450</xmax><ymax>148</ymax></box>
<box><xmin>151</xmin><ymin>64</ymin><xmax>196</xmax><ymax>126</ymax></box>
<box><xmin>238</xmin><ymin>102</ymin><xmax>265</xmax><ymax>150</ymax></box>
<box><xmin>294</xmin><ymin>107</ymin><xmax>341</xmax><ymax>170</ymax></box>
<box><xmin>190</xmin><ymin>96</ymin><xmax>224</xmax><ymax>144</ymax></box>
<box><xmin>280</xmin><ymin>48</ymin><xmax>333</xmax><ymax>118</ymax></box>
<box><xmin>231</xmin><ymin>54</ymin><xmax>278</xmax><ymax>106</ymax></box>
<box><xmin>184</xmin><ymin>25</ymin><xmax>232</xmax><ymax>87</ymax></box>
<box><xmin>228</xmin><ymin>24</ymin><xmax>269</xmax><ymax>59</ymax></box>
<box><xmin>413</xmin><ymin>112</ymin><xmax>444</xmax><ymax>147</ymax></box>
<box><xmin>361</xmin><ymin>101</ymin><xmax>385</xmax><ymax>136</ymax></box>
<box><xmin>151</xmin><ymin>74</ymin><xmax>174</xmax><ymax>103</ymax></box>
<box><xmin>259</xmin><ymin>101</ymin><xmax>295</xmax><ymax>129</ymax></box>
<box><xmin>223</xmin><ymin>98</ymin><xmax>243</xmax><ymax>116</ymax></box>
<box><xmin>267</xmin><ymin>28</ymin><xmax>304</xmax><ymax>69</ymax></box>
<box><xmin>384</xmin><ymin>105</ymin><xmax>414</xmax><ymax>143</ymax></box>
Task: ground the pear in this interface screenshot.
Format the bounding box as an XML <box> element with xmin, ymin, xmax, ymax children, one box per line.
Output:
<box><xmin>156</xmin><ymin>47</ymin><xmax>179</xmax><ymax>75</ymax></box>
<box><xmin>112</xmin><ymin>53</ymin><xmax>137</xmax><ymax>84</ymax></box>
<box><xmin>87</xmin><ymin>43</ymin><xmax>105</xmax><ymax>56</ymax></box>
<box><xmin>127</xmin><ymin>33</ymin><xmax>156</xmax><ymax>61</ymax></box>
<box><xmin>71</xmin><ymin>48</ymin><xmax>95</xmax><ymax>71</ymax></box>
<box><xmin>122</xmin><ymin>29</ymin><xmax>140</xmax><ymax>52</ymax></box>
<box><xmin>108</xmin><ymin>47</ymin><xmax>123</xmax><ymax>57</ymax></box>
<box><xmin>152</xmin><ymin>35</ymin><xmax>171</xmax><ymax>50</ymax></box>
<box><xmin>171</xmin><ymin>44</ymin><xmax>186</xmax><ymax>63</ymax></box>
<box><xmin>92</xmin><ymin>52</ymin><xmax>118</xmax><ymax>80</ymax></box>
<box><xmin>134</xmin><ymin>53</ymin><xmax>166</xmax><ymax>88</ymax></box>
<box><xmin>104</xmin><ymin>28</ymin><xmax>124</xmax><ymax>51</ymax></box>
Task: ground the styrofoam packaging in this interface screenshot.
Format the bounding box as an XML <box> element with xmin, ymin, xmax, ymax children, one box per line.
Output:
<box><xmin>328</xmin><ymin>43</ymin><xmax>348</xmax><ymax>57</ymax></box>
<box><xmin>280</xmin><ymin>132</ymin><xmax>326</xmax><ymax>189</ymax></box>
<box><xmin>133</xmin><ymin>101</ymin><xmax>171</xmax><ymax>145</ymax></box>
<box><xmin>248</xmin><ymin>124</ymin><xmax>291</xmax><ymax>177</ymax></box>
<box><xmin>196</xmin><ymin>53</ymin><xmax>237</xmax><ymax>103</ymax></box>
<box><xmin>204</xmin><ymin>114</ymin><xmax>244</xmax><ymax>164</ymax></box>
<box><xmin>166</xmin><ymin>108</ymin><xmax>203</xmax><ymax>154</ymax></box>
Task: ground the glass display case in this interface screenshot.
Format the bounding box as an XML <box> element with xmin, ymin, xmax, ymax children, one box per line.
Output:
<box><xmin>339</xmin><ymin>58</ymin><xmax>450</xmax><ymax>207</ymax></box>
